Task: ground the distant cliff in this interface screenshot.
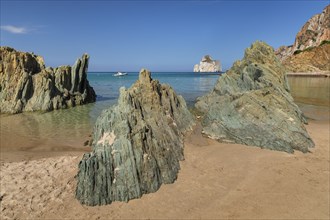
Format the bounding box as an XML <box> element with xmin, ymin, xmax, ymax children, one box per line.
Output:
<box><xmin>0</xmin><ymin>47</ymin><xmax>96</xmax><ymax>114</ymax></box>
<box><xmin>193</xmin><ymin>55</ymin><xmax>221</xmax><ymax>72</ymax></box>
<box><xmin>275</xmin><ymin>5</ymin><xmax>330</xmax><ymax>72</ymax></box>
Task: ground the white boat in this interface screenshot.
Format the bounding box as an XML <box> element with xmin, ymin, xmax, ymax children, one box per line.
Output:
<box><xmin>113</xmin><ymin>72</ymin><xmax>128</xmax><ymax>77</ymax></box>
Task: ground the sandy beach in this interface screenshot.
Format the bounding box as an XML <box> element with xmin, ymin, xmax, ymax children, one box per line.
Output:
<box><xmin>1</xmin><ymin>1</ymin><xmax>330</xmax><ymax>219</ymax></box>
<box><xmin>0</xmin><ymin>119</ymin><xmax>329</xmax><ymax>219</ymax></box>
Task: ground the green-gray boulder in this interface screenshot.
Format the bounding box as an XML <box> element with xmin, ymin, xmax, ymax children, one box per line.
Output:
<box><xmin>76</xmin><ymin>69</ymin><xmax>195</xmax><ymax>206</ymax></box>
<box><xmin>195</xmin><ymin>41</ymin><xmax>314</xmax><ymax>153</ymax></box>
<box><xmin>0</xmin><ymin>46</ymin><xmax>96</xmax><ymax>114</ymax></box>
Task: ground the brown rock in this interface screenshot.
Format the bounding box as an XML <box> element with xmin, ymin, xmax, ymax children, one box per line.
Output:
<box><xmin>282</xmin><ymin>43</ymin><xmax>330</xmax><ymax>72</ymax></box>
<box><xmin>275</xmin><ymin>5</ymin><xmax>330</xmax><ymax>72</ymax></box>
<box><xmin>0</xmin><ymin>46</ymin><xmax>96</xmax><ymax>114</ymax></box>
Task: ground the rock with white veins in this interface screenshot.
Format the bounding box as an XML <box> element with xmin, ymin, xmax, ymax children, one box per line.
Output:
<box><xmin>76</xmin><ymin>69</ymin><xmax>195</xmax><ymax>206</ymax></box>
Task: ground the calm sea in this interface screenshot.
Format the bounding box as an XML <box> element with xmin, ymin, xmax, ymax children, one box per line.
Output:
<box><xmin>0</xmin><ymin>73</ymin><xmax>329</xmax><ymax>161</ymax></box>
<box><xmin>89</xmin><ymin>72</ymin><xmax>219</xmax><ymax>120</ymax></box>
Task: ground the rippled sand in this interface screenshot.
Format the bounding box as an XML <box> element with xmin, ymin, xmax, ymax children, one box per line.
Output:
<box><xmin>0</xmin><ymin>120</ymin><xmax>329</xmax><ymax>219</ymax></box>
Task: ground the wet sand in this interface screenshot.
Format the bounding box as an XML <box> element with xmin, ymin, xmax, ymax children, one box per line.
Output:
<box><xmin>0</xmin><ymin>120</ymin><xmax>329</xmax><ymax>219</ymax></box>
<box><xmin>0</xmin><ymin>111</ymin><xmax>92</xmax><ymax>162</ymax></box>
<box><xmin>286</xmin><ymin>72</ymin><xmax>330</xmax><ymax>77</ymax></box>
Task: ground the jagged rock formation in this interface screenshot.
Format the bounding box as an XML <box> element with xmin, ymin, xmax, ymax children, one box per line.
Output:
<box><xmin>196</xmin><ymin>41</ymin><xmax>314</xmax><ymax>153</ymax></box>
<box><xmin>275</xmin><ymin>45</ymin><xmax>294</xmax><ymax>62</ymax></box>
<box><xmin>293</xmin><ymin>5</ymin><xmax>330</xmax><ymax>52</ymax></box>
<box><xmin>275</xmin><ymin>5</ymin><xmax>330</xmax><ymax>72</ymax></box>
<box><xmin>193</xmin><ymin>55</ymin><xmax>221</xmax><ymax>72</ymax></box>
<box><xmin>76</xmin><ymin>69</ymin><xmax>195</xmax><ymax>206</ymax></box>
<box><xmin>0</xmin><ymin>47</ymin><xmax>96</xmax><ymax>113</ymax></box>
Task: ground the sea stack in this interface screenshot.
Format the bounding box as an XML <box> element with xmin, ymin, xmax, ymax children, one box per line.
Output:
<box><xmin>195</xmin><ymin>41</ymin><xmax>314</xmax><ymax>153</ymax></box>
<box><xmin>275</xmin><ymin>5</ymin><xmax>330</xmax><ymax>72</ymax></box>
<box><xmin>193</xmin><ymin>55</ymin><xmax>221</xmax><ymax>72</ymax></box>
<box><xmin>76</xmin><ymin>69</ymin><xmax>195</xmax><ymax>206</ymax></box>
<box><xmin>0</xmin><ymin>47</ymin><xmax>96</xmax><ymax>114</ymax></box>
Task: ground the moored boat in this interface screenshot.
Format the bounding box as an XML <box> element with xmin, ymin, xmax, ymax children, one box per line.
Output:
<box><xmin>113</xmin><ymin>72</ymin><xmax>128</xmax><ymax>77</ymax></box>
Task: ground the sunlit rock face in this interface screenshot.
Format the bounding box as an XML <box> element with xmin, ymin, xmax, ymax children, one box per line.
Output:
<box><xmin>0</xmin><ymin>46</ymin><xmax>96</xmax><ymax>114</ymax></box>
<box><xmin>196</xmin><ymin>41</ymin><xmax>314</xmax><ymax>153</ymax></box>
<box><xmin>76</xmin><ymin>69</ymin><xmax>195</xmax><ymax>206</ymax></box>
<box><xmin>275</xmin><ymin>5</ymin><xmax>330</xmax><ymax>72</ymax></box>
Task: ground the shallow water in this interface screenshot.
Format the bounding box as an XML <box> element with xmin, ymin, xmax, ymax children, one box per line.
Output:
<box><xmin>287</xmin><ymin>76</ymin><xmax>330</xmax><ymax>107</ymax></box>
<box><xmin>287</xmin><ymin>76</ymin><xmax>330</xmax><ymax>121</ymax></box>
<box><xmin>0</xmin><ymin>74</ymin><xmax>329</xmax><ymax>161</ymax></box>
<box><xmin>0</xmin><ymin>72</ymin><xmax>219</xmax><ymax>161</ymax></box>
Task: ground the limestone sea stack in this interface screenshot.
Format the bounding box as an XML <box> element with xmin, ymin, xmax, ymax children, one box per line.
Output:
<box><xmin>195</xmin><ymin>41</ymin><xmax>314</xmax><ymax>153</ymax></box>
<box><xmin>76</xmin><ymin>69</ymin><xmax>195</xmax><ymax>206</ymax></box>
<box><xmin>0</xmin><ymin>47</ymin><xmax>96</xmax><ymax>114</ymax></box>
<box><xmin>193</xmin><ymin>55</ymin><xmax>221</xmax><ymax>72</ymax></box>
<box><xmin>275</xmin><ymin>5</ymin><xmax>330</xmax><ymax>72</ymax></box>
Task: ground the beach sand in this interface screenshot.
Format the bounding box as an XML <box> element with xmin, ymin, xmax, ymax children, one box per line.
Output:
<box><xmin>0</xmin><ymin>120</ymin><xmax>329</xmax><ymax>219</ymax></box>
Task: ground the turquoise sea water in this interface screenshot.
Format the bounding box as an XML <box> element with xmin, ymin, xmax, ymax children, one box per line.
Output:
<box><xmin>88</xmin><ymin>72</ymin><xmax>219</xmax><ymax>121</ymax></box>
<box><xmin>0</xmin><ymin>73</ymin><xmax>329</xmax><ymax>162</ymax></box>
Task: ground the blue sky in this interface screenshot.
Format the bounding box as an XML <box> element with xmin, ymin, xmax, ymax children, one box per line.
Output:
<box><xmin>1</xmin><ymin>0</ymin><xmax>329</xmax><ymax>71</ymax></box>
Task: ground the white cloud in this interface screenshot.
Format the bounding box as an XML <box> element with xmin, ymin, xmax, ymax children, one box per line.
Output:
<box><xmin>0</xmin><ymin>25</ymin><xmax>28</xmax><ymax>34</ymax></box>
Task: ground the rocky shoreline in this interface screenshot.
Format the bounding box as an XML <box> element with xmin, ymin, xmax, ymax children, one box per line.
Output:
<box><xmin>74</xmin><ymin>42</ymin><xmax>316</xmax><ymax>208</ymax></box>
<box><xmin>0</xmin><ymin>1</ymin><xmax>329</xmax><ymax>218</ymax></box>
<box><xmin>0</xmin><ymin>47</ymin><xmax>96</xmax><ymax>114</ymax></box>
<box><xmin>0</xmin><ymin>42</ymin><xmax>318</xmax><ymax>209</ymax></box>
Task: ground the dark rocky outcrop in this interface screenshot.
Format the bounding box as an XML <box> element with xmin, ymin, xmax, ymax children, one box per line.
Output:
<box><xmin>0</xmin><ymin>47</ymin><xmax>96</xmax><ymax>114</ymax></box>
<box><xmin>76</xmin><ymin>69</ymin><xmax>195</xmax><ymax>206</ymax></box>
<box><xmin>195</xmin><ymin>41</ymin><xmax>314</xmax><ymax>153</ymax></box>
